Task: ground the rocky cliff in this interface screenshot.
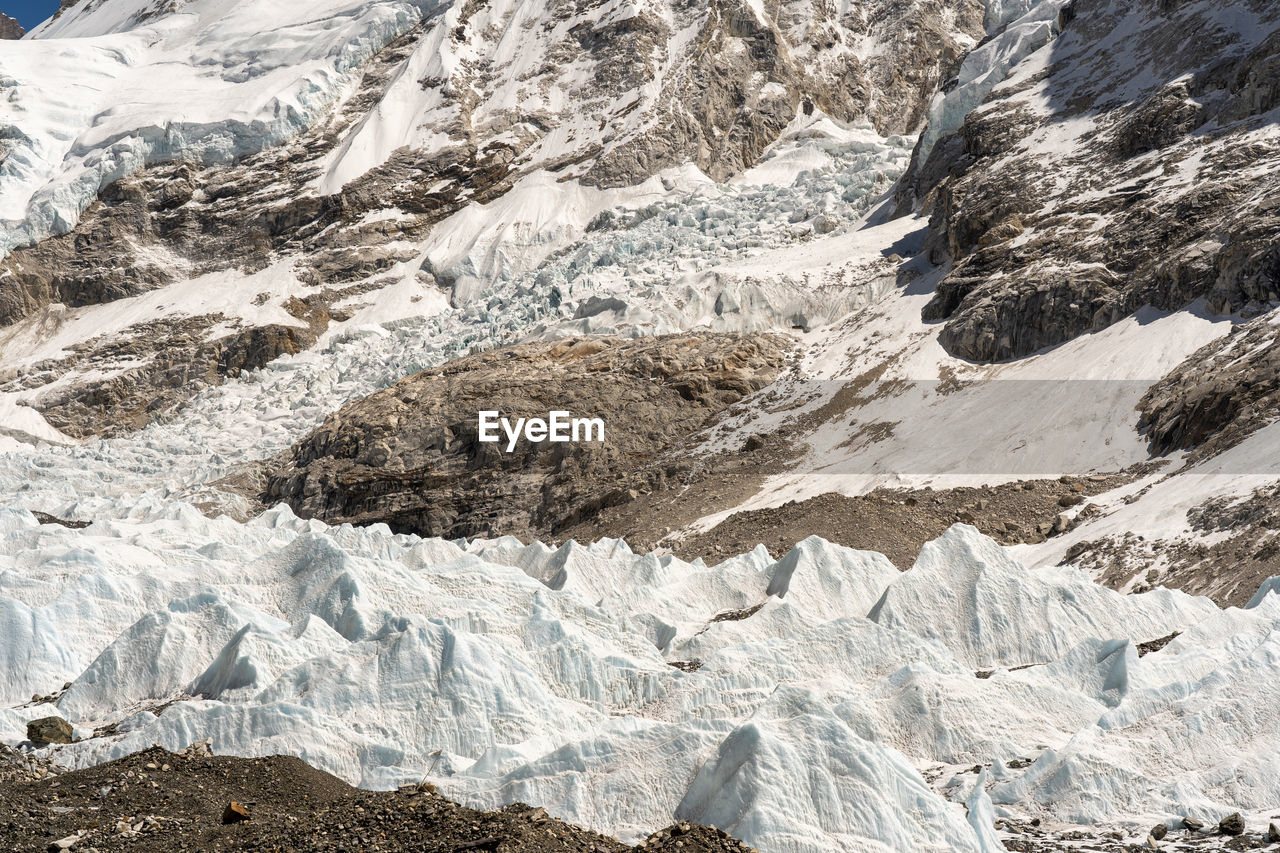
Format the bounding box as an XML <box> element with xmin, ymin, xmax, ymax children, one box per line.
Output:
<box><xmin>903</xmin><ymin>0</ymin><xmax>1280</xmax><ymax>362</ymax></box>
<box><xmin>0</xmin><ymin>13</ymin><xmax>24</xmax><ymax>39</ymax></box>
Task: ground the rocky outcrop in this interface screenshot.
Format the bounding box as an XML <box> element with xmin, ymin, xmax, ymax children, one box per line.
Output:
<box><xmin>0</xmin><ymin>13</ymin><xmax>24</xmax><ymax>39</ymax></box>
<box><xmin>27</xmin><ymin>716</ymin><xmax>74</xmax><ymax>745</ymax></box>
<box><xmin>904</xmin><ymin>0</ymin><xmax>1280</xmax><ymax>362</ymax></box>
<box><xmin>2</xmin><ymin>745</ymin><xmax>759</xmax><ymax>853</ymax></box>
<box><xmin>584</xmin><ymin>0</ymin><xmax>984</xmax><ymax>186</ymax></box>
<box><xmin>1139</xmin><ymin>315</ymin><xmax>1280</xmax><ymax>458</ymax></box>
<box><xmin>263</xmin><ymin>333</ymin><xmax>791</xmax><ymax>539</ymax></box>
<box><xmin>20</xmin><ymin>301</ymin><xmax>331</xmax><ymax>439</ymax></box>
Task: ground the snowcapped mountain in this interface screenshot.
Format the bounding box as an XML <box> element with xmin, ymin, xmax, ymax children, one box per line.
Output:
<box><xmin>4</xmin><ymin>0</ymin><xmax>1280</xmax><ymax>850</ymax></box>
<box><xmin>0</xmin><ymin>0</ymin><xmax>992</xmax><ymax>440</ymax></box>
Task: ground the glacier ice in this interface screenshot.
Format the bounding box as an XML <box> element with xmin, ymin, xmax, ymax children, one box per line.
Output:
<box><xmin>914</xmin><ymin>0</ymin><xmax>1071</xmax><ymax>167</ymax></box>
<box><xmin>3</xmin><ymin>500</ymin><xmax>1279</xmax><ymax>851</ymax></box>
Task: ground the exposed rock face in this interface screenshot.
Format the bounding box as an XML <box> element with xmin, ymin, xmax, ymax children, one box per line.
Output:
<box><xmin>582</xmin><ymin>0</ymin><xmax>984</xmax><ymax>186</ymax></box>
<box><xmin>903</xmin><ymin>0</ymin><xmax>1280</xmax><ymax>362</ymax></box>
<box><xmin>1139</xmin><ymin>315</ymin><xmax>1280</xmax><ymax>458</ymax></box>
<box><xmin>263</xmin><ymin>333</ymin><xmax>791</xmax><ymax>539</ymax></box>
<box><xmin>1065</xmin><ymin>480</ymin><xmax>1280</xmax><ymax>607</ymax></box>
<box><xmin>0</xmin><ymin>13</ymin><xmax>24</xmax><ymax>39</ymax></box>
<box><xmin>18</xmin><ymin>300</ymin><xmax>331</xmax><ymax>439</ymax></box>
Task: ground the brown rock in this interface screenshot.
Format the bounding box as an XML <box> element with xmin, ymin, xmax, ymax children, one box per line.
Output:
<box><xmin>262</xmin><ymin>333</ymin><xmax>790</xmax><ymax>542</ymax></box>
<box><xmin>222</xmin><ymin>801</ymin><xmax>251</xmax><ymax>824</ymax></box>
<box><xmin>0</xmin><ymin>13</ymin><xmax>24</xmax><ymax>39</ymax></box>
<box><xmin>1218</xmin><ymin>812</ymin><xmax>1245</xmax><ymax>836</ymax></box>
<box><xmin>27</xmin><ymin>717</ymin><xmax>73</xmax><ymax>745</ymax></box>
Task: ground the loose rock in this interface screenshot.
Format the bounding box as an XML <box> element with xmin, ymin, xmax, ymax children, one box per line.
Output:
<box><xmin>27</xmin><ymin>717</ymin><xmax>74</xmax><ymax>745</ymax></box>
<box><xmin>1218</xmin><ymin>813</ymin><xmax>1245</xmax><ymax>836</ymax></box>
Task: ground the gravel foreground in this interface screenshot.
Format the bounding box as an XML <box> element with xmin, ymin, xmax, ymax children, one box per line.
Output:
<box><xmin>1</xmin><ymin>744</ymin><xmax>756</xmax><ymax>853</ymax></box>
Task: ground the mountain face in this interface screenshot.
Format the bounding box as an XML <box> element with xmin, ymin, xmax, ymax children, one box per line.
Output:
<box><xmin>906</xmin><ymin>0</ymin><xmax>1280</xmax><ymax>362</ymax></box>
<box><xmin>0</xmin><ymin>14</ymin><xmax>24</xmax><ymax>39</ymax></box>
<box><xmin>0</xmin><ymin>0</ymin><xmax>987</xmax><ymax>438</ymax></box>
<box><xmin>5</xmin><ymin>0</ymin><xmax>1280</xmax><ymax>851</ymax></box>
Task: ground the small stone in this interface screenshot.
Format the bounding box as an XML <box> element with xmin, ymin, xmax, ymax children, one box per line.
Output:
<box><xmin>743</xmin><ymin>434</ymin><xmax>766</xmax><ymax>452</ymax></box>
<box><xmin>222</xmin><ymin>802</ymin><xmax>251</xmax><ymax>824</ymax></box>
<box><xmin>47</xmin><ymin>832</ymin><xmax>82</xmax><ymax>852</ymax></box>
<box><xmin>28</xmin><ymin>716</ymin><xmax>74</xmax><ymax>745</ymax></box>
<box><xmin>1150</xmin><ymin>824</ymin><xmax>1168</xmax><ymax>840</ymax></box>
<box><xmin>1182</xmin><ymin>816</ymin><xmax>1204</xmax><ymax>831</ymax></box>
<box><xmin>1218</xmin><ymin>813</ymin><xmax>1245</xmax><ymax>836</ymax></box>
<box><xmin>1267</xmin><ymin>822</ymin><xmax>1280</xmax><ymax>842</ymax></box>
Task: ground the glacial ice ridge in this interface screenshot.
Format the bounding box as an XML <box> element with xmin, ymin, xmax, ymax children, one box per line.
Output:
<box><xmin>5</xmin><ymin>503</ymin><xmax>1278</xmax><ymax>852</ymax></box>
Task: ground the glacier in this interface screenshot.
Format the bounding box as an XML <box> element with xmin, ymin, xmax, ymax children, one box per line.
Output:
<box><xmin>4</xmin><ymin>498</ymin><xmax>1279</xmax><ymax>851</ymax></box>
<box><xmin>5</xmin><ymin>0</ymin><xmax>1280</xmax><ymax>849</ymax></box>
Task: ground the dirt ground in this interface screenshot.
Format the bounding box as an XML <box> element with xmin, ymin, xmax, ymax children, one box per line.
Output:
<box><xmin>0</xmin><ymin>745</ymin><xmax>755</xmax><ymax>853</ymax></box>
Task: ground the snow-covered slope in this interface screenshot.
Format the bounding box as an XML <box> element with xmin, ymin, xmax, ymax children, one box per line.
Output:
<box><xmin>3</xmin><ymin>0</ymin><xmax>429</xmax><ymax>252</ymax></box>
<box><xmin>0</xmin><ymin>0</ymin><xmax>991</xmax><ymax>441</ymax></box>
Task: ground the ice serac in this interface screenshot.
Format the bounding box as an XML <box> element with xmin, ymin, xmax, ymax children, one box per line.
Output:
<box><xmin>868</xmin><ymin>525</ymin><xmax>1216</xmax><ymax>669</ymax></box>
<box><xmin>990</xmin><ymin>594</ymin><xmax>1280</xmax><ymax>825</ymax></box>
<box><xmin>4</xmin><ymin>500</ymin><xmax>1279</xmax><ymax>850</ymax></box>
<box><xmin>909</xmin><ymin>0</ymin><xmax>1070</xmax><ymax>170</ymax></box>
<box><xmin>765</xmin><ymin>535</ymin><xmax>899</xmax><ymax>620</ymax></box>
<box><xmin>675</xmin><ymin>698</ymin><xmax>985</xmax><ymax>853</ymax></box>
